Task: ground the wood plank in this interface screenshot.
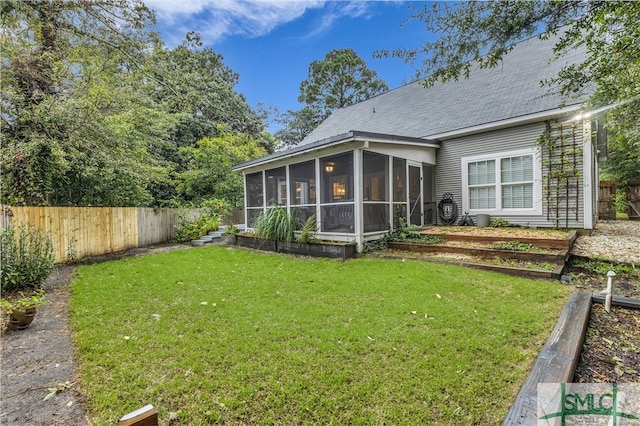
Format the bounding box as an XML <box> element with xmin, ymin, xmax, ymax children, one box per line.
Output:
<box><xmin>420</xmin><ymin>233</ymin><xmax>571</xmax><ymax>249</ymax></box>
<box><xmin>2</xmin><ymin>206</ymin><xmax>182</xmax><ymax>262</ymax></box>
<box><xmin>387</xmin><ymin>242</ymin><xmax>566</xmax><ymax>262</ymax></box>
<box><xmin>117</xmin><ymin>405</ymin><xmax>158</xmax><ymax>426</ymax></box>
<box><xmin>503</xmin><ymin>291</ymin><xmax>592</xmax><ymax>425</ymax></box>
<box><xmin>591</xmin><ymin>294</ymin><xmax>640</xmax><ymax>309</ymax></box>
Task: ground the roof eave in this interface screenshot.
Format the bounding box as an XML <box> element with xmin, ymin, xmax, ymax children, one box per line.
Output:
<box><xmin>425</xmin><ymin>104</ymin><xmax>583</xmax><ymax>140</ymax></box>
<box><xmin>232</xmin><ymin>131</ymin><xmax>439</xmax><ymax>172</ymax></box>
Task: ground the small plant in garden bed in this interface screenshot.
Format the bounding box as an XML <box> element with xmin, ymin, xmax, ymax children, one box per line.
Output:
<box><xmin>489</xmin><ymin>217</ymin><xmax>510</xmax><ymax>228</ymax></box>
<box><xmin>364</xmin><ymin>220</ymin><xmax>444</xmax><ymax>252</ymax></box>
<box><xmin>222</xmin><ymin>224</ymin><xmax>239</xmax><ymax>236</ymax></box>
<box><xmin>492</xmin><ymin>241</ymin><xmax>535</xmax><ymax>252</ymax></box>
<box><xmin>297</xmin><ymin>213</ymin><xmax>318</xmax><ymax>244</ymax></box>
<box><xmin>571</xmin><ymin>258</ymin><xmax>638</xmax><ymax>277</ymax></box>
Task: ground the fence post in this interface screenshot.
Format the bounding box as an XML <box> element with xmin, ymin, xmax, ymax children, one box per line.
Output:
<box><xmin>1</xmin><ymin>206</ymin><xmax>14</xmax><ymax>230</ymax></box>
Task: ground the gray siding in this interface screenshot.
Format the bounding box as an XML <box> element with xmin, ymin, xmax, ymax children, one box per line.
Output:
<box><xmin>435</xmin><ymin>121</ymin><xmax>586</xmax><ymax>228</ymax></box>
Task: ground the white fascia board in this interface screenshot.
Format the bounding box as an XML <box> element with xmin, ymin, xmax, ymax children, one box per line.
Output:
<box><xmin>426</xmin><ymin>105</ymin><xmax>583</xmax><ymax>140</ymax></box>
<box><xmin>234</xmin><ymin>137</ymin><xmax>359</xmax><ymax>173</ymax></box>
<box><xmin>354</xmin><ymin>136</ymin><xmax>439</xmax><ymax>149</ymax></box>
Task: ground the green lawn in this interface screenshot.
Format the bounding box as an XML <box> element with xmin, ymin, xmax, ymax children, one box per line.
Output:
<box><xmin>69</xmin><ymin>246</ymin><xmax>570</xmax><ymax>424</ymax></box>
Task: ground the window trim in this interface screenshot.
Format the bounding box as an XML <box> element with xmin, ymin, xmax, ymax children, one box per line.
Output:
<box><xmin>461</xmin><ymin>148</ymin><xmax>542</xmax><ymax>216</ymax></box>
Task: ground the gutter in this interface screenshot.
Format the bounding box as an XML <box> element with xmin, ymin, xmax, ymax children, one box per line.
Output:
<box><xmin>425</xmin><ymin>104</ymin><xmax>582</xmax><ymax>140</ymax></box>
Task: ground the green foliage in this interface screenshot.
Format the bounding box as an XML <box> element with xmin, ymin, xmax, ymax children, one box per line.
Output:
<box><xmin>176</xmin><ymin>127</ymin><xmax>267</xmax><ymax>206</ymax></box>
<box><xmin>172</xmin><ymin>198</ymin><xmax>231</xmax><ymax>243</ymax></box>
<box><xmin>572</xmin><ymin>258</ymin><xmax>638</xmax><ymax>277</ymax></box>
<box><xmin>299</xmin><ymin>48</ymin><xmax>389</xmax><ymax>120</ymax></box>
<box><xmin>363</xmin><ymin>220</ymin><xmax>443</xmax><ymax>252</ymax></box>
<box><xmin>1</xmin><ymin>224</ymin><xmax>55</xmax><ymax>291</ymax></box>
<box><xmin>1</xmin><ymin>289</ymin><xmax>49</xmax><ymax>315</ymax></box>
<box><xmin>297</xmin><ymin>213</ymin><xmax>318</xmax><ymax>244</ymax></box>
<box><xmin>492</xmin><ymin>241</ymin><xmax>534</xmax><ymax>252</ymax></box>
<box><xmin>275</xmin><ymin>48</ymin><xmax>389</xmax><ymax>148</ymax></box>
<box><xmin>0</xmin><ymin>0</ymin><xmax>163</xmax><ymax>206</ymax></box>
<box><xmin>1</xmin><ymin>4</ymin><xmax>267</xmax><ymax>207</ymax></box>
<box><xmin>253</xmin><ymin>207</ymin><xmax>298</xmax><ymax>242</ymax></box>
<box><xmin>274</xmin><ymin>106</ymin><xmax>324</xmax><ymax>149</ymax></box>
<box><xmin>489</xmin><ymin>218</ymin><xmax>510</xmax><ymax>228</ymax></box>
<box><xmin>222</xmin><ymin>224</ymin><xmax>239</xmax><ymax>237</ymax></box>
<box><xmin>615</xmin><ymin>191</ymin><xmax>628</xmax><ymax>214</ymax></box>
<box><xmin>376</xmin><ymin>1</ymin><xmax>639</xmax><ymax>191</ymax></box>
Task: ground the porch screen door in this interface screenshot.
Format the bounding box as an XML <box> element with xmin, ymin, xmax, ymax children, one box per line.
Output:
<box><xmin>408</xmin><ymin>164</ymin><xmax>422</xmax><ymax>226</ymax></box>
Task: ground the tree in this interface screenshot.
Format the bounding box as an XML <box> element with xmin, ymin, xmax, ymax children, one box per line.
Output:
<box><xmin>1</xmin><ymin>2</ymin><xmax>269</xmax><ymax>207</ymax></box>
<box><xmin>0</xmin><ymin>0</ymin><xmax>163</xmax><ymax>206</ymax></box>
<box><xmin>143</xmin><ymin>32</ymin><xmax>270</xmax><ymax>205</ymax></box>
<box><xmin>175</xmin><ymin>126</ymin><xmax>268</xmax><ymax>207</ymax></box>
<box><xmin>299</xmin><ymin>48</ymin><xmax>389</xmax><ymax>121</ymax></box>
<box><xmin>273</xmin><ymin>106</ymin><xmax>324</xmax><ymax>150</ymax></box>
<box><xmin>377</xmin><ymin>1</ymin><xmax>639</xmax><ymax>185</ymax></box>
<box><xmin>274</xmin><ymin>48</ymin><xmax>388</xmax><ymax>148</ymax></box>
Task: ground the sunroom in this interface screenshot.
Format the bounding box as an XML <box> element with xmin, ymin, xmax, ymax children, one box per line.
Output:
<box><xmin>232</xmin><ymin>131</ymin><xmax>439</xmax><ymax>252</ymax></box>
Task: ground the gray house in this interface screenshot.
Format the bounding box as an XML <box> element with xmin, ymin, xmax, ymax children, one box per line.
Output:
<box><xmin>233</xmin><ymin>32</ymin><xmax>602</xmax><ymax>252</ymax></box>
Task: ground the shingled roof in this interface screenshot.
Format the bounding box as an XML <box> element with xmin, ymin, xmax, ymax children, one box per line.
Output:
<box><xmin>300</xmin><ymin>31</ymin><xmax>589</xmax><ymax>145</ymax></box>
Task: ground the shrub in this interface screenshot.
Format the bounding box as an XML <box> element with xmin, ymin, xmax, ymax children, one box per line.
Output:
<box><xmin>363</xmin><ymin>219</ymin><xmax>443</xmax><ymax>252</ymax></box>
<box><xmin>489</xmin><ymin>217</ymin><xmax>510</xmax><ymax>228</ymax></box>
<box><xmin>253</xmin><ymin>207</ymin><xmax>297</xmax><ymax>242</ymax></box>
<box><xmin>1</xmin><ymin>223</ymin><xmax>55</xmax><ymax>291</ymax></box>
<box><xmin>297</xmin><ymin>214</ymin><xmax>318</xmax><ymax>244</ymax></box>
<box><xmin>172</xmin><ymin>198</ymin><xmax>231</xmax><ymax>243</ymax></box>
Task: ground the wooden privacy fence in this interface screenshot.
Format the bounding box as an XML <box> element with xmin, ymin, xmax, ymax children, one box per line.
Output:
<box><xmin>1</xmin><ymin>206</ymin><xmax>182</xmax><ymax>263</ymax></box>
<box><xmin>598</xmin><ymin>181</ymin><xmax>616</xmax><ymax>220</ymax></box>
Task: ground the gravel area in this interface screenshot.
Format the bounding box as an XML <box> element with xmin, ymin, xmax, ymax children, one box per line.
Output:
<box><xmin>572</xmin><ymin>220</ymin><xmax>640</xmax><ymax>264</ymax></box>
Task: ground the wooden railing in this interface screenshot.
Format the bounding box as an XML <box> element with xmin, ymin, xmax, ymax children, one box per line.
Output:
<box><xmin>1</xmin><ymin>206</ymin><xmax>182</xmax><ymax>263</ymax></box>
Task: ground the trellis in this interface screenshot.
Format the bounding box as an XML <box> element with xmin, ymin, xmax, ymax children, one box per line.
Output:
<box><xmin>536</xmin><ymin>121</ymin><xmax>583</xmax><ymax>229</ymax></box>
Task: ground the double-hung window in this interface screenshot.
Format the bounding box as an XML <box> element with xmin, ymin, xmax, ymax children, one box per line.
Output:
<box><xmin>462</xmin><ymin>149</ymin><xmax>540</xmax><ymax>215</ymax></box>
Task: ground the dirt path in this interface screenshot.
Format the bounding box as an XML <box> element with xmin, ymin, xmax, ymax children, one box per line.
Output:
<box><xmin>1</xmin><ymin>265</ymin><xmax>88</xmax><ymax>426</ymax></box>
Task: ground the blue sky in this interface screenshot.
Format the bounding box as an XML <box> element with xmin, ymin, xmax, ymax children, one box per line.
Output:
<box><xmin>145</xmin><ymin>1</ymin><xmax>433</xmax><ymax>129</ymax></box>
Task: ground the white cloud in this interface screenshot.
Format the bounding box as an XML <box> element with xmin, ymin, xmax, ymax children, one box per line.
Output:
<box><xmin>144</xmin><ymin>0</ymin><xmax>380</xmax><ymax>46</ymax></box>
<box><xmin>302</xmin><ymin>1</ymin><xmax>371</xmax><ymax>40</ymax></box>
<box><xmin>145</xmin><ymin>0</ymin><xmax>325</xmax><ymax>45</ymax></box>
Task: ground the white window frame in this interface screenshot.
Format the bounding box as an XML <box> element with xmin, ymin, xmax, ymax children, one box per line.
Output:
<box><xmin>461</xmin><ymin>148</ymin><xmax>542</xmax><ymax>216</ymax></box>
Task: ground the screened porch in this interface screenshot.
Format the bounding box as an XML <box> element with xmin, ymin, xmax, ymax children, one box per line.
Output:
<box><xmin>242</xmin><ymin>145</ymin><xmax>436</xmax><ymax>252</ymax></box>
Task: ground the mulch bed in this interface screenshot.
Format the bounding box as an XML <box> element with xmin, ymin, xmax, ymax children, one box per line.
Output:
<box><xmin>562</xmin><ymin>262</ymin><xmax>640</xmax><ymax>384</ymax></box>
<box><xmin>573</xmin><ymin>304</ymin><xmax>640</xmax><ymax>383</ymax></box>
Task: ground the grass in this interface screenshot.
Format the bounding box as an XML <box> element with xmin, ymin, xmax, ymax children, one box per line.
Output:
<box><xmin>69</xmin><ymin>246</ymin><xmax>570</xmax><ymax>425</ymax></box>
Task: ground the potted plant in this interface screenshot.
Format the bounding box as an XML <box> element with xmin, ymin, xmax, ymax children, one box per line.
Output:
<box><xmin>1</xmin><ymin>289</ymin><xmax>49</xmax><ymax>330</ymax></box>
<box><xmin>223</xmin><ymin>224</ymin><xmax>239</xmax><ymax>244</ymax></box>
